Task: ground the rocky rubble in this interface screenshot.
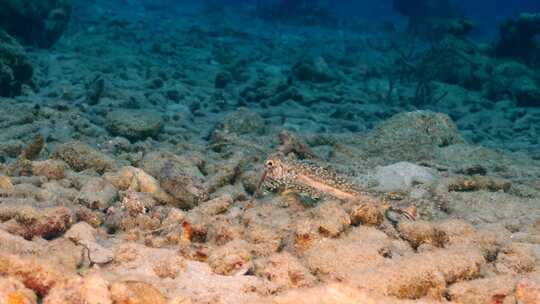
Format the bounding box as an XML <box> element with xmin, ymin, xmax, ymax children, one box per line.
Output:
<box><xmin>0</xmin><ymin>1</ymin><xmax>539</xmax><ymax>303</ymax></box>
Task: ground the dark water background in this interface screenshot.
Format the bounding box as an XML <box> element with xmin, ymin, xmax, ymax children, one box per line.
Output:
<box><xmin>208</xmin><ymin>0</ymin><xmax>540</xmax><ymax>38</ymax></box>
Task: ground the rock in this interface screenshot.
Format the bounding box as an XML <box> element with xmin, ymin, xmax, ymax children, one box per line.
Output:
<box><xmin>213</xmin><ymin>107</ymin><xmax>265</xmax><ymax>136</ymax></box>
<box><xmin>447</xmin><ymin>275</ymin><xmax>517</xmax><ymax>304</ymax></box>
<box><xmin>372</xmin><ymin>162</ymin><xmax>438</xmax><ymax>192</ymax></box>
<box><xmin>0</xmin><ymin>277</ymin><xmax>37</xmax><ymax>304</ymax></box>
<box><xmin>292</xmin><ymin>56</ymin><xmax>337</xmax><ymax>83</ymax></box>
<box><xmin>0</xmin><ymin>0</ymin><xmax>72</xmax><ymax>48</ymax></box>
<box><xmin>1</xmin><ymin>205</ymin><xmax>73</xmax><ymax>240</ymax></box>
<box><xmin>152</xmin><ymin>257</ymin><xmax>186</xmax><ymax>279</ymax></box>
<box><xmin>447</xmin><ymin>176</ymin><xmax>511</xmax><ymax>192</ymax></box>
<box><xmin>0</xmin><ymin>174</ymin><xmax>14</xmax><ymax>191</ymax></box>
<box><xmin>208</xmin><ymin>240</ymin><xmax>252</xmax><ymax>276</ymax></box>
<box><xmin>0</xmin><ymin>253</ymin><xmax>70</xmax><ymax>297</ymax></box>
<box><xmin>273</xmin><ymin>283</ymin><xmax>438</xmax><ymax>304</ymax></box>
<box><xmin>303</xmin><ymin>227</ymin><xmax>396</xmax><ymax>282</ymax></box>
<box><xmin>31</xmin><ymin>160</ymin><xmax>66</xmax><ymax>180</ymax></box>
<box><xmin>351</xmin><ymin>246</ymin><xmax>485</xmax><ymax>299</ymax></box>
<box><xmin>397</xmin><ymin>220</ymin><xmax>447</xmax><ymax>249</ymax></box>
<box><xmin>0</xmin><ymin>229</ymin><xmax>42</xmax><ymax>255</ymax></box>
<box><xmin>347</xmin><ymin>197</ymin><xmax>384</xmax><ymax>227</ymax></box>
<box><xmin>516</xmin><ymin>277</ymin><xmax>540</xmax><ymax>304</ymax></box>
<box><xmin>0</xmin><ymin>30</ymin><xmax>33</xmax><ymax>97</ymax></box>
<box><xmin>192</xmin><ymin>194</ymin><xmax>233</xmax><ymax>217</ymax></box>
<box><xmin>105</xmin><ymin>109</ymin><xmax>163</xmax><ymax>141</ymax></box>
<box><xmin>110</xmin><ymin>281</ymin><xmax>167</xmax><ymax>304</ymax></box>
<box><xmin>364</xmin><ymin>111</ymin><xmax>464</xmax><ymax>163</ymax></box>
<box><xmin>65</xmin><ymin>222</ymin><xmax>114</xmax><ymax>265</ymax></box>
<box><xmin>77</xmin><ymin>177</ymin><xmax>117</xmax><ymax>211</ymax></box>
<box><xmin>52</xmin><ymin>141</ymin><xmax>116</xmax><ymax>174</ymax></box>
<box><xmin>103</xmin><ymin>166</ymin><xmax>173</xmax><ymax>205</ymax></box>
<box><xmin>312</xmin><ymin>201</ymin><xmax>351</xmax><ymax>238</ymax></box>
<box><xmin>495</xmin><ymin>243</ymin><xmax>536</xmax><ymax>274</ymax></box>
<box><xmin>254</xmin><ymin>252</ymin><xmax>316</xmax><ymax>292</ymax></box>
<box><xmin>140</xmin><ymin>151</ymin><xmax>207</xmax><ymax>209</ymax></box>
<box><xmin>44</xmin><ymin>274</ymin><xmax>112</xmax><ymax>304</ymax></box>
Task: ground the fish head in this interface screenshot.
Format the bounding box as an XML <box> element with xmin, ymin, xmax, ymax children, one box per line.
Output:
<box><xmin>264</xmin><ymin>157</ymin><xmax>289</xmax><ymax>181</ymax></box>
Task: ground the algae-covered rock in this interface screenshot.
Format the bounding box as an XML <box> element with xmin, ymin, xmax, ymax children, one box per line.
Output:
<box><xmin>77</xmin><ymin>177</ymin><xmax>118</xmax><ymax>211</ymax></box>
<box><xmin>0</xmin><ymin>30</ymin><xmax>33</xmax><ymax>97</ymax></box>
<box><xmin>1</xmin><ymin>205</ymin><xmax>74</xmax><ymax>240</ymax></box>
<box><xmin>103</xmin><ymin>166</ymin><xmax>173</xmax><ymax>205</ymax></box>
<box><xmin>140</xmin><ymin>151</ymin><xmax>207</xmax><ymax>209</ymax></box>
<box><xmin>105</xmin><ymin>109</ymin><xmax>163</xmax><ymax>141</ymax></box>
<box><xmin>292</xmin><ymin>56</ymin><xmax>338</xmax><ymax>83</ymax></box>
<box><xmin>52</xmin><ymin>141</ymin><xmax>116</xmax><ymax>174</ymax></box>
<box><xmin>364</xmin><ymin>111</ymin><xmax>464</xmax><ymax>163</ymax></box>
<box><xmin>213</xmin><ymin>107</ymin><xmax>266</xmax><ymax>136</ymax></box>
<box><xmin>0</xmin><ymin>0</ymin><xmax>72</xmax><ymax>48</ymax></box>
<box><xmin>254</xmin><ymin>252</ymin><xmax>316</xmax><ymax>292</ymax></box>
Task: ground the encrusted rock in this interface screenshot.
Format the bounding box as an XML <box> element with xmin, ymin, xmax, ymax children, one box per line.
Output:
<box><xmin>31</xmin><ymin>160</ymin><xmax>66</xmax><ymax>180</ymax></box>
<box><xmin>140</xmin><ymin>151</ymin><xmax>207</xmax><ymax>209</ymax></box>
<box><xmin>447</xmin><ymin>275</ymin><xmax>517</xmax><ymax>304</ymax></box>
<box><xmin>52</xmin><ymin>141</ymin><xmax>116</xmax><ymax>174</ymax></box>
<box><xmin>292</xmin><ymin>56</ymin><xmax>337</xmax><ymax>83</ymax></box>
<box><xmin>105</xmin><ymin>109</ymin><xmax>163</xmax><ymax>141</ymax></box>
<box><xmin>212</xmin><ymin>107</ymin><xmax>265</xmax><ymax>136</ymax></box>
<box><xmin>78</xmin><ymin>177</ymin><xmax>118</xmax><ymax>211</ymax></box>
<box><xmin>0</xmin><ymin>277</ymin><xmax>37</xmax><ymax>304</ymax></box>
<box><xmin>312</xmin><ymin>200</ymin><xmax>351</xmax><ymax>237</ymax></box>
<box><xmin>208</xmin><ymin>240</ymin><xmax>253</xmax><ymax>276</ymax></box>
<box><xmin>0</xmin><ymin>174</ymin><xmax>14</xmax><ymax>191</ymax></box>
<box><xmin>0</xmin><ymin>253</ymin><xmax>69</xmax><ymax>297</ymax></box>
<box><xmin>44</xmin><ymin>274</ymin><xmax>112</xmax><ymax>304</ymax></box>
<box><xmin>1</xmin><ymin>205</ymin><xmax>73</xmax><ymax>240</ymax></box>
<box><xmin>495</xmin><ymin>243</ymin><xmax>536</xmax><ymax>275</ymax></box>
<box><xmin>346</xmin><ymin>197</ymin><xmax>384</xmax><ymax>227</ymax></box>
<box><xmin>254</xmin><ymin>252</ymin><xmax>316</xmax><ymax>292</ymax></box>
<box><xmin>364</xmin><ymin>111</ymin><xmax>464</xmax><ymax>162</ymax></box>
<box><xmin>448</xmin><ymin>176</ymin><xmax>511</xmax><ymax>192</ymax></box>
<box><xmin>110</xmin><ymin>281</ymin><xmax>167</xmax><ymax>304</ymax></box>
<box><xmin>104</xmin><ymin>166</ymin><xmax>173</xmax><ymax>205</ymax></box>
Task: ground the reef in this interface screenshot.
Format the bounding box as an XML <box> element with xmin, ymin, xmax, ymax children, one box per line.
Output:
<box><xmin>0</xmin><ymin>30</ymin><xmax>33</xmax><ymax>97</ymax></box>
<box><xmin>496</xmin><ymin>13</ymin><xmax>540</xmax><ymax>68</ymax></box>
<box><xmin>392</xmin><ymin>0</ymin><xmax>473</xmax><ymax>39</ymax></box>
<box><xmin>0</xmin><ymin>0</ymin><xmax>72</xmax><ymax>48</ymax></box>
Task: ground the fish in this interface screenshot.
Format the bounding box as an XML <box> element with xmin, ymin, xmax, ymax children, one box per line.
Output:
<box><xmin>256</xmin><ymin>154</ymin><xmax>417</xmax><ymax>222</ymax></box>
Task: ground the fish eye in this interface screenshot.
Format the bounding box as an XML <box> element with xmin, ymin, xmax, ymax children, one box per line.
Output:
<box><xmin>265</xmin><ymin>160</ymin><xmax>274</xmax><ymax>167</ymax></box>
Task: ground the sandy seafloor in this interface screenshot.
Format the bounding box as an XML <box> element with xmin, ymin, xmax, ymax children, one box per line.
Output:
<box><xmin>1</xmin><ymin>2</ymin><xmax>540</xmax><ymax>303</ymax></box>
